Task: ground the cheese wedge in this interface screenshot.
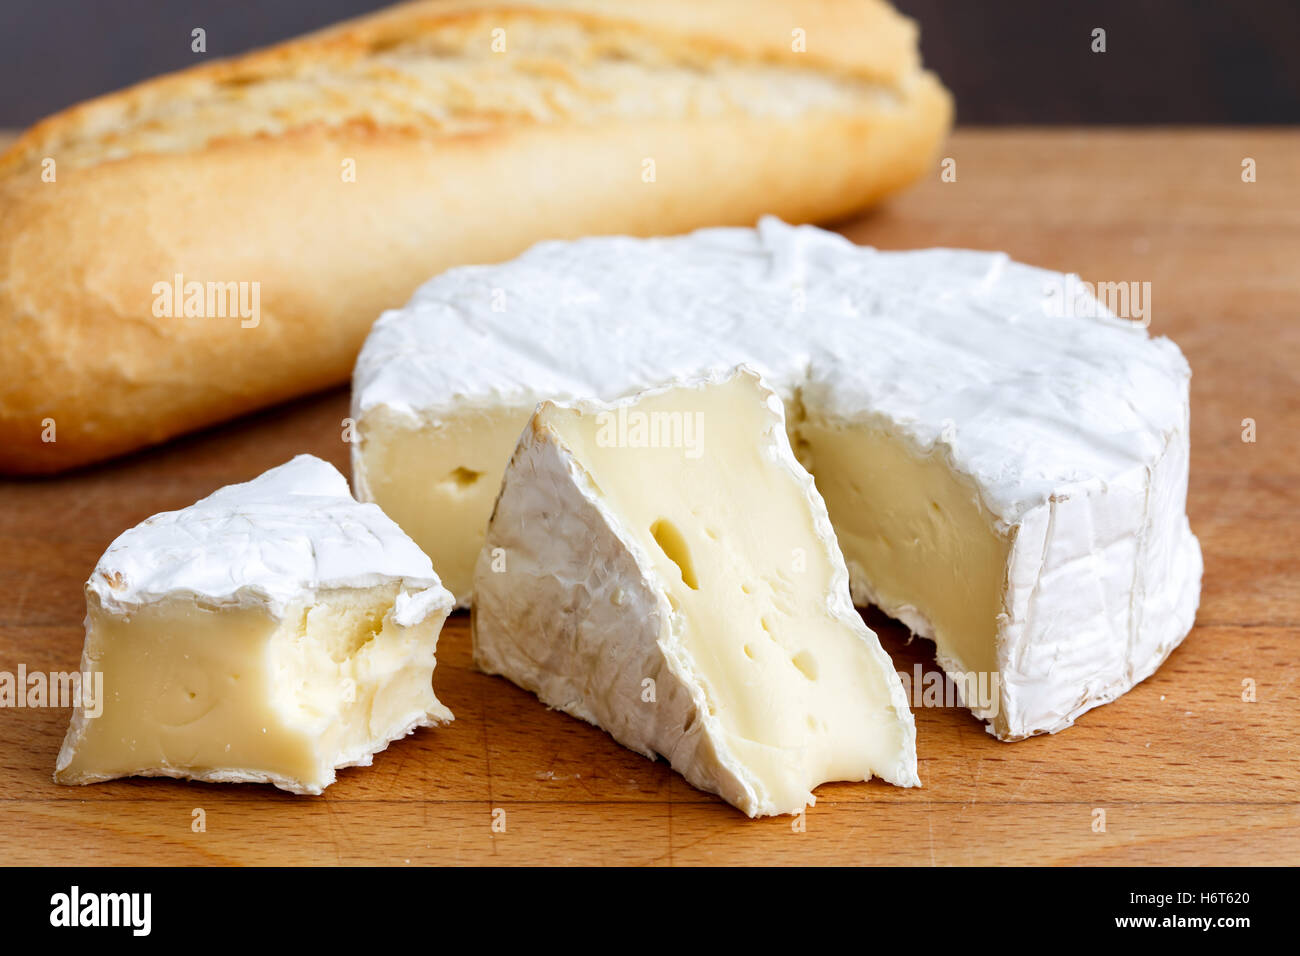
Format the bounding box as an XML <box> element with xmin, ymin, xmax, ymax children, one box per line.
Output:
<box><xmin>472</xmin><ymin>368</ymin><xmax>919</xmax><ymax>817</ymax></box>
<box><xmin>55</xmin><ymin>455</ymin><xmax>454</xmax><ymax>794</ymax></box>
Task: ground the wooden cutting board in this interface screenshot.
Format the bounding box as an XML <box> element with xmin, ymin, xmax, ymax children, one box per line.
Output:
<box><xmin>2</xmin><ymin>128</ymin><xmax>1296</xmax><ymax>866</ymax></box>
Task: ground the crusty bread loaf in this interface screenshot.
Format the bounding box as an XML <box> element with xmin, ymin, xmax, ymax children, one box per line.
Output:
<box><xmin>0</xmin><ymin>0</ymin><xmax>951</xmax><ymax>474</ymax></box>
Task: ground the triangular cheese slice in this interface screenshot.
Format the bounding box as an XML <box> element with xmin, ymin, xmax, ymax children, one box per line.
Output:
<box><xmin>473</xmin><ymin>367</ymin><xmax>918</xmax><ymax>816</ymax></box>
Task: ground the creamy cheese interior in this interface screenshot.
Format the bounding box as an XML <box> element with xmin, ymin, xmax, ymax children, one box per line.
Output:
<box><xmin>364</xmin><ymin>396</ymin><xmax>1009</xmax><ymax>696</ymax></box>
<box><xmin>796</xmin><ymin>418</ymin><xmax>1009</xmax><ymax>682</ymax></box>
<box><xmin>56</xmin><ymin>583</ymin><xmax>451</xmax><ymax>793</ymax></box>
<box><xmin>538</xmin><ymin>375</ymin><xmax>912</xmax><ymax>808</ymax></box>
<box><xmin>358</xmin><ymin>406</ymin><xmax>532</xmax><ymax>601</ymax></box>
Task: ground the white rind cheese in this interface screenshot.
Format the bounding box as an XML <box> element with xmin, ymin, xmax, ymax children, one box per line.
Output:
<box><xmin>55</xmin><ymin>455</ymin><xmax>455</xmax><ymax>794</ymax></box>
<box><xmin>472</xmin><ymin>368</ymin><xmax>919</xmax><ymax>817</ymax></box>
<box><xmin>354</xmin><ymin>218</ymin><xmax>1202</xmax><ymax>739</ymax></box>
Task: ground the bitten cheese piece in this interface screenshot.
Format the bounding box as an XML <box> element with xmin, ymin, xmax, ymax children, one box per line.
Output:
<box><xmin>55</xmin><ymin>455</ymin><xmax>454</xmax><ymax>794</ymax></box>
<box><xmin>356</xmin><ymin>218</ymin><xmax>1202</xmax><ymax>740</ymax></box>
<box><xmin>472</xmin><ymin>368</ymin><xmax>919</xmax><ymax>817</ymax></box>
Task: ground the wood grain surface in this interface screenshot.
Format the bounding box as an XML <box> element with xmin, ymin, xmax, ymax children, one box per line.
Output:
<box><xmin>1</xmin><ymin>128</ymin><xmax>1297</xmax><ymax>866</ymax></box>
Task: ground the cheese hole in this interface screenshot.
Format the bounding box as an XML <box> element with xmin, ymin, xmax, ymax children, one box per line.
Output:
<box><xmin>792</xmin><ymin>651</ymin><xmax>818</xmax><ymax>681</ymax></box>
<box><xmin>700</xmin><ymin>688</ymin><xmax>719</xmax><ymax>719</ymax></box>
<box><xmin>743</xmin><ymin>644</ymin><xmax>755</xmax><ymax>660</ymax></box>
<box><xmin>301</xmin><ymin>601</ymin><xmax>387</xmax><ymax>664</ymax></box>
<box><xmin>442</xmin><ymin>467</ymin><xmax>482</xmax><ymax>492</ymax></box>
<box><xmin>741</xmin><ymin>583</ymin><xmax>752</xmax><ymax>595</ymax></box>
<box><xmin>705</xmin><ymin>527</ymin><xmax>720</xmax><ymax>541</ymax></box>
<box><xmin>650</xmin><ymin>519</ymin><xmax>699</xmax><ymax>590</ymax></box>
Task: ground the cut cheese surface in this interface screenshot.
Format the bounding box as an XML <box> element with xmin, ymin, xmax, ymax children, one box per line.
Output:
<box><xmin>356</xmin><ymin>218</ymin><xmax>1201</xmax><ymax>739</ymax></box>
<box><xmin>472</xmin><ymin>368</ymin><xmax>918</xmax><ymax>816</ymax></box>
<box><xmin>55</xmin><ymin>455</ymin><xmax>454</xmax><ymax>794</ymax></box>
<box><xmin>355</xmin><ymin>404</ymin><xmax>531</xmax><ymax>603</ymax></box>
<box><xmin>795</xmin><ymin>417</ymin><xmax>1007</xmax><ymax>685</ymax></box>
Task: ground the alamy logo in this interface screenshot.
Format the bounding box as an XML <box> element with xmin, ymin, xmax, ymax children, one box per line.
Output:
<box><xmin>49</xmin><ymin>886</ymin><xmax>151</xmax><ymax>936</ymax></box>
<box><xmin>152</xmin><ymin>273</ymin><xmax>261</xmax><ymax>328</ymax></box>
<box><xmin>595</xmin><ymin>407</ymin><xmax>704</xmax><ymax>459</ymax></box>
<box><xmin>1041</xmin><ymin>274</ymin><xmax>1151</xmax><ymax>326</ymax></box>
<box><xmin>896</xmin><ymin>663</ymin><xmax>1001</xmax><ymax>718</ymax></box>
<box><xmin>0</xmin><ymin>666</ymin><xmax>102</xmax><ymax>717</ymax></box>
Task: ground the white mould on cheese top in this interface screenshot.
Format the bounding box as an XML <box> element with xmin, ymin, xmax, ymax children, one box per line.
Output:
<box><xmin>89</xmin><ymin>453</ymin><xmax>449</xmax><ymax>625</ymax></box>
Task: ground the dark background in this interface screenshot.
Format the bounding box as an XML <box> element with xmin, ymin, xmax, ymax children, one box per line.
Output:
<box><xmin>0</xmin><ymin>0</ymin><xmax>1296</xmax><ymax>127</ymax></box>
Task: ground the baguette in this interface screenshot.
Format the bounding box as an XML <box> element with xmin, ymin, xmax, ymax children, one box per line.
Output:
<box><xmin>0</xmin><ymin>0</ymin><xmax>951</xmax><ymax>474</ymax></box>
